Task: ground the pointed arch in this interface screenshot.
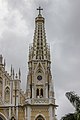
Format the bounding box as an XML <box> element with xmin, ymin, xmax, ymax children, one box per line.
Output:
<box><xmin>35</xmin><ymin>114</ymin><xmax>46</xmax><ymax>120</ymax></box>
<box><xmin>34</xmin><ymin>62</ymin><xmax>45</xmax><ymax>75</ymax></box>
<box><xmin>4</xmin><ymin>86</ymin><xmax>10</xmax><ymax>103</ymax></box>
<box><xmin>11</xmin><ymin>116</ymin><xmax>16</xmax><ymax>120</ymax></box>
<box><xmin>0</xmin><ymin>112</ymin><xmax>7</xmax><ymax>120</ymax></box>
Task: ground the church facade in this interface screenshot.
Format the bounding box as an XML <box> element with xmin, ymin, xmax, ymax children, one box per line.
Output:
<box><xmin>0</xmin><ymin>7</ymin><xmax>57</xmax><ymax>120</ymax></box>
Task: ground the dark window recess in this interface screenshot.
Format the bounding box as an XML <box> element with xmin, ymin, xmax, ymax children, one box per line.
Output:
<box><xmin>41</xmin><ymin>89</ymin><xmax>43</xmax><ymax>97</ymax></box>
<box><xmin>0</xmin><ymin>117</ymin><xmax>3</xmax><ymax>120</ymax></box>
<box><xmin>36</xmin><ymin>89</ymin><xmax>39</xmax><ymax>97</ymax></box>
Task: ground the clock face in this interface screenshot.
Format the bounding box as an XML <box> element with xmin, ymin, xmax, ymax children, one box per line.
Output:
<box><xmin>37</xmin><ymin>75</ymin><xmax>42</xmax><ymax>81</ymax></box>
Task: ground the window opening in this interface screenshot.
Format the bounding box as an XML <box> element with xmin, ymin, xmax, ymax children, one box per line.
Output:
<box><xmin>36</xmin><ymin>88</ymin><xmax>39</xmax><ymax>98</ymax></box>
<box><xmin>40</xmin><ymin>88</ymin><xmax>43</xmax><ymax>97</ymax></box>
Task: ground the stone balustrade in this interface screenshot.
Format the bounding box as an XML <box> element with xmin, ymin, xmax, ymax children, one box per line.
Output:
<box><xmin>25</xmin><ymin>98</ymin><xmax>55</xmax><ymax>105</ymax></box>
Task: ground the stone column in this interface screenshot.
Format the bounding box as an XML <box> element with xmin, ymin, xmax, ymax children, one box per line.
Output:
<box><xmin>49</xmin><ymin>106</ymin><xmax>53</xmax><ymax>120</ymax></box>
<box><xmin>27</xmin><ymin>106</ymin><xmax>31</xmax><ymax>120</ymax></box>
<box><xmin>46</xmin><ymin>83</ymin><xmax>48</xmax><ymax>98</ymax></box>
<box><xmin>25</xmin><ymin>107</ymin><xmax>27</xmax><ymax>120</ymax></box>
<box><xmin>9</xmin><ymin>107</ymin><xmax>11</xmax><ymax>119</ymax></box>
<box><xmin>32</xmin><ymin>84</ymin><xmax>34</xmax><ymax>98</ymax></box>
<box><xmin>16</xmin><ymin>107</ymin><xmax>18</xmax><ymax>120</ymax></box>
<box><xmin>3</xmin><ymin>77</ymin><xmax>5</xmax><ymax>102</ymax></box>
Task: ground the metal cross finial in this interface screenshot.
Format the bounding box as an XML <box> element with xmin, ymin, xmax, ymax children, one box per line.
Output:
<box><xmin>37</xmin><ymin>6</ymin><xmax>43</xmax><ymax>15</ymax></box>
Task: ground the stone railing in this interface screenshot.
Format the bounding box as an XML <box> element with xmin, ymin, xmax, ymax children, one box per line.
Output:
<box><xmin>25</xmin><ymin>98</ymin><xmax>55</xmax><ymax>105</ymax></box>
<box><xmin>31</xmin><ymin>98</ymin><xmax>49</xmax><ymax>104</ymax></box>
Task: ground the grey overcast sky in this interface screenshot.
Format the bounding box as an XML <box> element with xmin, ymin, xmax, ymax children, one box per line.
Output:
<box><xmin>0</xmin><ymin>0</ymin><xmax>80</xmax><ymax>119</ymax></box>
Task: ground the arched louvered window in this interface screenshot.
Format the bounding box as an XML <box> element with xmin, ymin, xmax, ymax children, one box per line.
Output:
<box><xmin>5</xmin><ymin>87</ymin><xmax>10</xmax><ymax>103</ymax></box>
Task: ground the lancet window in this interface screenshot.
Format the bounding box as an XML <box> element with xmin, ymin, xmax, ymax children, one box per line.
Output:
<box><xmin>36</xmin><ymin>88</ymin><xmax>43</xmax><ymax>98</ymax></box>
<box><xmin>5</xmin><ymin>87</ymin><xmax>10</xmax><ymax>103</ymax></box>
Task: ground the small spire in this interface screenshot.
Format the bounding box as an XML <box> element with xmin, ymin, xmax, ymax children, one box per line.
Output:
<box><xmin>19</xmin><ymin>68</ymin><xmax>21</xmax><ymax>79</ymax></box>
<box><xmin>4</xmin><ymin>59</ymin><xmax>6</xmax><ymax>68</ymax></box>
<box><xmin>0</xmin><ymin>55</ymin><xmax>3</xmax><ymax>64</ymax></box>
<box><xmin>13</xmin><ymin>69</ymin><xmax>14</xmax><ymax>79</ymax></box>
<box><xmin>11</xmin><ymin>64</ymin><xmax>12</xmax><ymax>76</ymax></box>
<box><xmin>37</xmin><ymin>6</ymin><xmax>43</xmax><ymax>15</ymax></box>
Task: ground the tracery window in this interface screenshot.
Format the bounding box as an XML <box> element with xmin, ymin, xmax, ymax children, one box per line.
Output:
<box><xmin>5</xmin><ymin>87</ymin><xmax>10</xmax><ymax>103</ymax></box>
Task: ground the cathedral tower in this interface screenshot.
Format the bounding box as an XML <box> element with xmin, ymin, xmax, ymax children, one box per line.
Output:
<box><xmin>26</xmin><ymin>7</ymin><xmax>57</xmax><ymax>120</ymax></box>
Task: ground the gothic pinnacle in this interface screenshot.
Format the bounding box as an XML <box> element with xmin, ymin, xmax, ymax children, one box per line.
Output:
<box><xmin>19</xmin><ymin>68</ymin><xmax>21</xmax><ymax>79</ymax></box>
<box><xmin>11</xmin><ymin>64</ymin><xmax>12</xmax><ymax>76</ymax></box>
<box><xmin>4</xmin><ymin>59</ymin><xmax>6</xmax><ymax>68</ymax></box>
<box><xmin>13</xmin><ymin>69</ymin><xmax>14</xmax><ymax>79</ymax></box>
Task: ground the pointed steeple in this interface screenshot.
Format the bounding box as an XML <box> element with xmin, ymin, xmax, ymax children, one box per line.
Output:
<box><xmin>29</xmin><ymin>7</ymin><xmax>50</xmax><ymax>61</ymax></box>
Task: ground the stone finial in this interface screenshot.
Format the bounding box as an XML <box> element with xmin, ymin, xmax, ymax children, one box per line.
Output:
<box><xmin>11</xmin><ymin>64</ymin><xmax>12</xmax><ymax>76</ymax></box>
<box><xmin>13</xmin><ymin>69</ymin><xmax>14</xmax><ymax>79</ymax></box>
<box><xmin>19</xmin><ymin>68</ymin><xmax>21</xmax><ymax>79</ymax></box>
<box><xmin>4</xmin><ymin>59</ymin><xmax>6</xmax><ymax>68</ymax></box>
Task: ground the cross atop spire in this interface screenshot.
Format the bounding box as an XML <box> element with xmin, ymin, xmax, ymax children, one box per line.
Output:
<box><xmin>37</xmin><ymin>6</ymin><xmax>43</xmax><ymax>15</ymax></box>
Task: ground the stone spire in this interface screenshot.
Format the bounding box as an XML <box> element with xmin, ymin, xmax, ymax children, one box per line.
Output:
<box><xmin>29</xmin><ymin>7</ymin><xmax>50</xmax><ymax>61</ymax></box>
